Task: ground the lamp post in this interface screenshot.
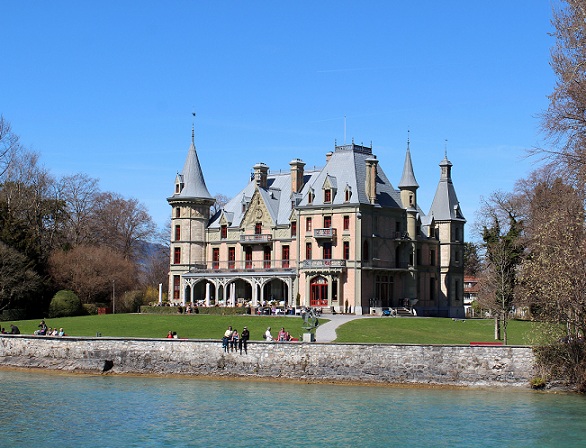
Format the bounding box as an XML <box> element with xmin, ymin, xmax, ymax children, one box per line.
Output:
<box><xmin>112</xmin><ymin>280</ymin><xmax>116</xmax><ymax>314</ymax></box>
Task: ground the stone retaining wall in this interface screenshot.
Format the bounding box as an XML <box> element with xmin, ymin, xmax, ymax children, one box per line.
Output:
<box><xmin>0</xmin><ymin>335</ymin><xmax>535</xmax><ymax>387</ymax></box>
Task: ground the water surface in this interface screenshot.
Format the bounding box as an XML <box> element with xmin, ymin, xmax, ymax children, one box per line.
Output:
<box><xmin>1</xmin><ymin>370</ymin><xmax>584</xmax><ymax>447</ymax></box>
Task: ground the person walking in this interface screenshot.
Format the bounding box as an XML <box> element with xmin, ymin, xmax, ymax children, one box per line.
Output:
<box><xmin>239</xmin><ymin>326</ymin><xmax>250</xmax><ymax>354</ymax></box>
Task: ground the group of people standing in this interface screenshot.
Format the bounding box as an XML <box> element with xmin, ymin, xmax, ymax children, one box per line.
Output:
<box><xmin>222</xmin><ymin>326</ymin><xmax>250</xmax><ymax>354</ymax></box>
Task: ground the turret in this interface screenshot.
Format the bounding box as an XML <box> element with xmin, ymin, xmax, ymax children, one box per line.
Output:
<box><xmin>167</xmin><ymin>121</ymin><xmax>215</xmax><ymax>303</ymax></box>
<box><xmin>428</xmin><ymin>150</ymin><xmax>466</xmax><ymax>317</ymax></box>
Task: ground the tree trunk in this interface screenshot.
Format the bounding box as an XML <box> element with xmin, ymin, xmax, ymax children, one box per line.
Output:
<box><xmin>494</xmin><ymin>316</ymin><xmax>501</xmax><ymax>340</ymax></box>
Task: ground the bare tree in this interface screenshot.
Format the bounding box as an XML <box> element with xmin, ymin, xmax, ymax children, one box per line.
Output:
<box><xmin>91</xmin><ymin>192</ymin><xmax>156</xmax><ymax>261</ymax></box>
<box><xmin>518</xmin><ymin>178</ymin><xmax>586</xmax><ymax>340</ymax></box>
<box><xmin>0</xmin><ymin>150</ymin><xmax>63</xmax><ymax>266</ymax></box>
<box><xmin>476</xmin><ymin>192</ymin><xmax>525</xmax><ymax>344</ymax></box>
<box><xmin>55</xmin><ymin>173</ymin><xmax>100</xmax><ymax>247</ymax></box>
<box><xmin>210</xmin><ymin>193</ymin><xmax>229</xmax><ymax>216</ymax></box>
<box><xmin>0</xmin><ymin>116</ymin><xmax>19</xmax><ymax>180</ymax></box>
<box><xmin>49</xmin><ymin>245</ymin><xmax>136</xmax><ymax>304</ymax></box>
<box><xmin>535</xmin><ymin>0</ymin><xmax>586</xmax><ymax>186</ymax></box>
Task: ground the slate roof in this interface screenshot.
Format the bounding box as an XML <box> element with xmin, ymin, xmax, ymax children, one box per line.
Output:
<box><xmin>168</xmin><ymin>137</ymin><xmax>213</xmax><ymax>202</ymax></box>
<box><xmin>209</xmin><ymin>143</ymin><xmax>410</xmax><ymax>229</ymax></box>
<box><xmin>428</xmin><ymin>154</ymin><xmax>466</xmax><ymax>222</ymax></box>
<box><xmin>398</xmin><ymin>146</ymin><xmax>419</xmax><ymax>189</ymax></box>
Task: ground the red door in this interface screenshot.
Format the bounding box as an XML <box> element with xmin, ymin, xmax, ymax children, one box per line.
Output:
<box><xmin>310</xmin><ymin>276</ymin><xmax>328</xmax><ymax>307</ymax></box>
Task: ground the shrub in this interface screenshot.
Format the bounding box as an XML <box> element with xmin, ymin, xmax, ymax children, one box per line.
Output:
<box><xmin>533</xmin><ymin>340</ymin><xmax>586</xmax><ymax>393</ymax></box>
<box><xmin>49</xmin><ymin>290</ymin><xmax>83</xmax><ymax>318</ymax></box>
<box><xmin>117</xmin><ymin>290</ymin><xmax>146</xmax><ymax>313</ymax></box>
<box><xmin>82</xmin><ymin>303</ymin><xmax>99</xmax><ymax>315</ymax></box>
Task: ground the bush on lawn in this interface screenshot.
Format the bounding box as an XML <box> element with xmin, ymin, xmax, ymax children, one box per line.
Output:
<box><xmin>49</xmin><ymin>290</ymin><xmax>84</xmax><ymax>318</ymax></box>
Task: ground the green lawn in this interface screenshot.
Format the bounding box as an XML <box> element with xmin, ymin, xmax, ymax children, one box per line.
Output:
<box><xmin>4</xmin><ymin>314</ymin><xmax>309</xmax><ymax>341</ymax></box>
<box><xmin>335</xmin><ymin>317</ymin><xmax>536</xmax><ymax>345</ymax></box>
<box><xmin>3</xmin><ymin>314</ymin><xmax>537</xmax><ymax>345</ymax></box>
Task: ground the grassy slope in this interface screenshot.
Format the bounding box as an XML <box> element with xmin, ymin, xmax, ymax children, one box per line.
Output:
<box><xmin>4</xmin><ymin>315</ymin><xmax>536</xmax><ymax>345</ymax></box>
<box><xmin>6</xmin><ymin>314</ymin><xmax>309</xmax><ymax>341</ymax></box>
<box><xmin>335</xmin><ymin>318</ymin><xmax>536</xmax><ymax>345</ymax></box>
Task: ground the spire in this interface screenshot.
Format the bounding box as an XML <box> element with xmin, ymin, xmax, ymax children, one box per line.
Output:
<box><xmin>398</xmin><ymin>131</ymin><xmax>419</xmax><ymax>189</ymax></box>
<box><xmin>168</xmin><ymin>115</ymin><xmax>213</xmax><ymax>202</ymax></box>
<box><xmin>191</xmin><ymin>111</ymin><xmax>195</xmax><ymax>145</ymax></box>
<box><xmin>429</xmin><ymin>149</ymin><xmax>464</xmax><ymax>221</ymax></box>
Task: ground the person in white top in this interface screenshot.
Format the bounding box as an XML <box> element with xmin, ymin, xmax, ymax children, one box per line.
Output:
<box><xmin>264</xmin><ymin>327</ymin><xmax>273</xmax><ymax>341</ymax></box>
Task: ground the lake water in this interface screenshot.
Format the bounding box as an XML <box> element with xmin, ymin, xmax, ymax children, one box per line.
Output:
<box><xmin>1</xmin><ymin>370</ymin><xmax>585</xmax><ymax>447</ymax></box>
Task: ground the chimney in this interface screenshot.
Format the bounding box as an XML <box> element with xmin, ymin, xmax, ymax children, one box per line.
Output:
<box><xmin>325</xmin><ymin>151</ymin><xmax>333</xmax><ymax>163</ymax></box>
<box><xmin>365</xmin><ymin>156</ymin><xmax>378</xmax><ymax>204</ymax></box>
<box><xmin>289</xmin><ymin>158</ymin><xmax>305</xmax><ymax>194</ymax></box>
<box><xmin>253</xmin><ymin>162</ymin><xmax>269</xmax><ymax>189</ymax></box>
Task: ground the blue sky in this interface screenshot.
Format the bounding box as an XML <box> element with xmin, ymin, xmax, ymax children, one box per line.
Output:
<box><xmin>1</xmin><ymin>1</ymin><xmax>558</xmax><ymax>240</ymax></box>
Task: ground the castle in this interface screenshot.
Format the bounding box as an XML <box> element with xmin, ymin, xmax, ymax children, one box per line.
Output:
<box><xmin>168</xmin><ymin>125</ymin><xmax>466</xmax><ymax>316</ymax></box>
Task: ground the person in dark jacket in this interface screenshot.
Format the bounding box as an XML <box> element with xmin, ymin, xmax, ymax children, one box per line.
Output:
<box><xmin>10</xmin><ymin>324</ymin><xmax>20</xmax><ymax>334</ymax></box>
<box><xmin>239</xmin><ymin>326</ymin><xmax>250</xmax><ymax>354</ymax></box>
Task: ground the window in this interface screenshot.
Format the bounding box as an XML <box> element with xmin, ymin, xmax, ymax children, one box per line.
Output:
<box><xmin>291</xmin><ymin>221</ymin><xmax>297</xmax><ymax>238</ymax></box>
<box><xmin>221</xmin><ymin>225</ymin><xmax>227</xmax><ymax>239</ymax></box>
<box><xmin>306</xmin><ymin>217</ymin><xmax>312</xmax><ymax>231</ymax></box>
<box><xmin>245</xmin><ymin>247</ymin><xmax>252</xmax><ymax>269</ymax></box>
<box><xmin>306</xmin><ymin>242</ymin><xmax>312</xmax><ymax>260</ymax></box>
<box><xmin>255</xmin><ymin>222</ymin><xmax>262</xmax><ymax>235</ymax></box>
<box><xmin>173</xmin><ymin>247</ymin><xmax>181</xmax><ymax>264</ymax></box>
<box><xmin>228</xmin><ymin>247</ymin><xmax>235</xmax><ymax>269</ymax></box>
<box><xmin>174</xmin><ymin>225</ymin><xmax>181</xmax><ymax>241</ymax></box>
<box><xmin>324</xmin><ymin>189</ymin><xmax>331</xmax><ymax>203</ymax></box>
<box><xmin>324</xmin><ymin>216</ymin><xmax>331</xmax><ymax>228</ymax></box>
<box><xmin>173</xmin><ymin>275</ymin><xmax>180</xmax><ymax>300</ymax></box>
<box><xmin>343</xmin><ymin>215</ymin><xmax>349</xmax><ymax>231</ymax></box>
<box><xmin>430</xmin><ymin>278</ymin><xmax>436</xmax><ymax>301</ymax></box>
<box><xmin>308</xmin><ymin>189</ymin><xmax>314</xmax><ymax>204</ymax></box>
<box><xmin>430</xmin><ymin>249</ymin><xmax>436</xmax><ymax>266</ymax></box>
<box><xmin>175</xmin><ymin>184</ymin><xmax>180</xmax><ymax>194</ymax></box>
<box><xmin>282</xmin><ymin>245</ymin><xmax>290</xmax><ymax>268</ymax></box>
<box><xmin>175</xmin><ymin>207</ymin><xmax>180</xmax><ymax>218</ymax></box>
<box><xmin>263</xmin><ymin>247</ymin><xmax>271</xmax><ymax>269</ymax></box>
<box><xmin>345</xmin><ymin>188</ymin><xmax>352</xmax><ymax>202</ymax></box>
<box><xmin>363</xmin><ymin>241</ymin><xmax>369</xmax><ymax>260</ymax></box>
<box><xmin>343</xmin><ymin>241</ymin><xmax>350</xmax><ymax>260</ymax></box>
<box><xmin>212</xmin><ymin>248</ymin><xmax>219</xmax><ymax>269</ymax></box>
<box><xmin>417</xmin><ymin>249</ymin><xmax>421</xmax><ymax>265</ymax></box>
<box><xmin>323</xmin><ymin>242</ymin><xmax>332</xmax><ymax>260</ymax></box>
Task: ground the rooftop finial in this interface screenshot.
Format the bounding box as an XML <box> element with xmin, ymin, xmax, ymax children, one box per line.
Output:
<box><xmin>191</xmin><ymin>111</ymin><xmax>196</xmax><ymax>144</ymax></box>
<box><xmin>407</xmin><ymin>129</ymin><xmax>411</xmax><ymax>151</ymax></box>
<box><xmin>444</xmin><ymin>138</ymin><xmax>448</xmax><ymax>157</ymax></box>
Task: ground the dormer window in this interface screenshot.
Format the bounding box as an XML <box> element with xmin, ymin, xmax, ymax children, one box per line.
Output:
<box><xmin>324</xmin><ymin>189</ymin><xmax>331</xmax><ymax>203</ymax></box>
<box><xmin>221</xmin><ymin>225</ymin><xmax>227</xmax><ymax>239</ymax></box>
<box><xmin>344</xmin><ymin>186</ymin><xmax>352</xmax><ymax>202</ymax></box>
<box><xmin>308</xmin><ymin>189</ymin><xmax>314</xmax><ymax>204</ymax></box>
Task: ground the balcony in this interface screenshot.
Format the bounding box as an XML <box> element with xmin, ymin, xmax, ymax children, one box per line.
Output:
<box><xmin>314</xmin><ymin>228</ymin><xmax>337</xmax><ymax>239</ymax></box>
<box><xmin>201</xmin><ymin>259</ymin><xmax>296</xmax><ymax>272</ymax></box>
<box><xmin>300</xmin><ymin>259</ymin><xmax>346</xmax><ymax>269</ymax></box>
<box><xmin>240</xmin><ymin>234</ymin><xmax>273</xmax><ymax>244</ymax></box>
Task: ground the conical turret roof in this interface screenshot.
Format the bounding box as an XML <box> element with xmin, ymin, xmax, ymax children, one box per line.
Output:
<box><xmin>168</xmin><ymin>126</ymin><xmax>213</xmax><ymax>202</ymax></box>
<box><xmin>398</xmin><ymin>144</ymin><xmax>419</xmax><ymax>189</ymax></box>
<box><xmin>429</xmin><ymin>152</ymin><xmax>465</xmax><ymax>221</ymax></box>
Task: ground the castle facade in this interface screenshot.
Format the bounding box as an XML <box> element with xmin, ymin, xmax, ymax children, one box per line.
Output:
<box><xmin>168</xmin><ymin>127</ymin><xmax>465</xmax><ymax>316</ymax></box>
